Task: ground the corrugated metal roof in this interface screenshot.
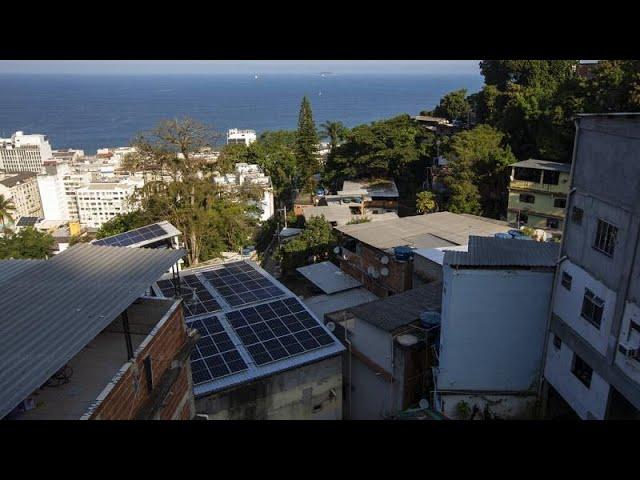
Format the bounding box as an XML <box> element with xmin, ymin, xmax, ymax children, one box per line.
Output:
<box><xmin>303</xmin><ymin>287</ymin><xmax>378</xmax><ymax>320</ymax></box>
<box><xmin>297</xmin><ymin>261</ymin><xmax>362</xmax><ymax>294</ymax></box>
<box><xmin>444</xmin><ymin>236</ymin><xmax>559</xmax><ymax>268</ymax></box>
<box><xmin>0</xmin><ymin>259</ymin><xmax>42</xmax><ymax>284</ymax></box>
<box><xmin>511</xmin><ymin>159</ymin><xmax>571</xmax><ymax>172</ymax></box>
<box><xmin>348</xmin><ymin>282</ymin><xmax>443</xmax><ymax>332</ymax></box>
<box><xmin>91</xmin><ymin>221</ymin><xmax>181</xmax><ymax>248</ymax></box>
<box><xmin>0</xmin><ymin>244</ymin><xmax>185</xmax><ymax>419</ymax></box>
<box><xmin>336</xmin><ymin>212</ymin><xmax>510</xmax><ymax>250</ymax></box>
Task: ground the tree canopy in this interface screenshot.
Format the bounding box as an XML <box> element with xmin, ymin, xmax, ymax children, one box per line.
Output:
<box><xmin>295</xmin><ymin>97</ymin><xmax>320</xmax><ymax>192</ymax></box>
<box><xmin>0</xmin><ymin>227</ymin><xmax>54</xmax><ymax>259</ymax></box>
<box><xmin>433</xmin><ymin>89</ymin><xmax>471</xmax><ymax>122</ymax></box>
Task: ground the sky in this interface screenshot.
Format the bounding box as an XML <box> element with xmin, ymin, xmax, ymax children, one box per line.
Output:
<box><xmin>0</xmin><ymin>60</ymin><xmax>481</xmax><ymax>76</ymax></box>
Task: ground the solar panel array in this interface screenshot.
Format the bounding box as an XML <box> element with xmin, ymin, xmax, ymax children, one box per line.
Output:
<box><xmin>188</xmin><ymin>316</ymin><xmax>248</xmax><ymax>384</ymax></box>
<box><xmin>16</xmin><ymin>217</ymin><xmax>40</xmax><ymax>227</ymax></box>
<box><xmin>93</xmin><ymin>223</ymin><xmax>168</xmax><ymax>247</ymax></box>
<box><xmin>200</xmin><ymin>261</ymin><xmax>285</xmax><ymax>307</ymax></box>
<box><xmin>156</xmin><ymin>274</ymin><xmax>221</xmax><ymax>316</ymax></box>
<box><xmin>226</xmin><ymin>298</ymin><xmax>336</xmax><ymax>366</ymax></box>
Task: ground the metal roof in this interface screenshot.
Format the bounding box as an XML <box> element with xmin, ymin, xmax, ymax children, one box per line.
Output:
<box><xmin>336</xmin><ymin>212</ymin><xmax>510</xmax><ymax>250</ymax></box>
<box><xmin>154</xmin><ymin>260</ymin><xmax>345</xmax><ymax>398</ymax></box>
<box><xmin>444</xmin><ymin>235</ymin><xmax>560</xmax><ymax>268</ymax></box>
<box><xmin>0</xmin><ymin>258</ymin><xmax>42</xmax><ymax>284</ymax></box>
<box><xmin>91</xmin><ymin>221</ymin><xmax>181</xmax><ymax>248</ymax></box>
<box><xmin>347</xmin><ymin>282</ymin><xmax>443</xmax><ymax>332</ymax></box>
<box><xmin>338</xmin><ymin>179</ymin><xmax>399</xmax><ymax>198</ymax></box>
<box><xmin>303</xmin><ymin>205</ymin><xmax>398</xmax><ymax>225</ymax></box>
<box><xmin>414</xmin><ymin>245</ymin><xmax>469</xmax><ymax>266</ymax></box>
<box><xmin>303</xmin><ymin>287</ymin><xmax>378</xmax><ymax>320</ymax></box>
<box><xmin>511</xmin><ymin>159</ymin><xmax>571</xmax><ymax>172</ymax></box>
<box><xmin>297</xmin><ymin>261</ymin><xmax>362</xmax><ymax>294</ymax></box>
<box><xmin>0</xmin><ymin>244</ymin><xmax>185</xmax><ymax>419</ymax></box>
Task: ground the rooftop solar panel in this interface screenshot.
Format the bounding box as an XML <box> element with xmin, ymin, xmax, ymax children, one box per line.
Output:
<box><xmin>188</xmin><ymin>315</ymin><xmax>248</xmax><ymax>384</ymax></box>
<box><xmin>16</xmin><ymin>217</ymin><xmax>40</xmax><ymax>227</ymax></box>
<box><xmin>200</xmin><ymin>261</ymin><xmax>285</xmax><ymax>307</ymax></box>
<box><xmin>226</xmin><ymin>298</ymin><xmax>336</xmax><ymax>366</ymax></box>
<box><xmin>93</xmin><ymin>223</ymin><xmax>169</xmax><ymax>247</ymax></box>
<box><xmin>156</xmin><ymin>274</ymin><xmax>221</xmax><ymax>316</ymax></box>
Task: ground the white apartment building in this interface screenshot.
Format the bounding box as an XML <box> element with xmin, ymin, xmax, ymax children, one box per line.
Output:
<box><xmin>37</xmin><ymin>162</ymin><xmax>91</xmax><ymax>221</ymax></box>
<box><xmin>213</xmin><ymin>162</ymin><xmax>274</xmax><ymax>222</ymax></box>
<box><xmin>0</xmin><ymin>172</ymin><xmax>44</xmax><ymax>220</ymax></box>
<box><xmin>227</xmin><ymin>129</ymin><xmax>257</xmax><ymax>146</ymax></box>
<box><xmin>76</xmin><ymin>178</ymin><xmax>143</xmax><ymax>229</ymax></box>
<box><xmin>542</xmin><ymin>113</ymin><xmax>640</xmax><ymax>420</ymax></box>
<box><xmin>0</xmin><ymin>131</ymin><xmax>53</xmax><ymax>173</ymax></box>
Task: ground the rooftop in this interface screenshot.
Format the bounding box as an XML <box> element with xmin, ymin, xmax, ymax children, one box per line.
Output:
<box><xmin>303</xmin><ymin>204</ymin><xmax>398</xmax><ymax>226</ymax></box>
<box><xmin>338</xmin><ymin>179</ymin><xmax>399</xmax><ymax>198</ymax></box>
<box><xmin>336</xmin><ymin>211</ymin><xmax>510</xmax><ymax>250</ymax></box>
<box><xmin>303</xmin><ymin>287</ymin><xmax>379</xmax><ymax>320</ymax></box>
<box><xmin>92</xmin><ymin>221</ymin><xmax>181</xmax><ymax>248</ymax></box>
<box><xmin>444</xmin><ymin>235</ymin><xmax>560</xmax><ymax>268</ymax></box>
<box><xmin>297</xmin><ymin>261</ymin><xmax>362</xmax><ymax>294</ymax></box>
<box><xmin>414</xmin><ymin>244</ymin><xmax>470</xmax><ymax>266</ymax></box>
<box><xmin>0</xmin><ymin>244</ymin><xmax>185</xmax><ymax>419</ymax></box>
<box><xmin>0</xmin><ymin>171</ymin><xmax>38</xmax><ymax>188</ymax></box>
<box><xmin>345</xmin><ymin>282</ymin><xmax>443</xmax><ymax>332</ymax></box>
<box><xmin>511</xmin><ymin>159</ymin><xmax>571</xmax><ymax>173</ymax></box>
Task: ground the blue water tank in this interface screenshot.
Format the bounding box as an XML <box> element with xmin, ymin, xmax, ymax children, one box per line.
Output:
<box><xmin>508</xmin><ymin>229</ymin><xmax>525</xmax><ymax>238</ymax></box>
<box><xmin>420</xmin><ymin>311</ymin><xmax>441</xmax><ymax>328</ymax></box>
<box><xmin>494</xmin><ymin>232</ymin><xmax>512</xmax><ymax>240</ymax></box>
<box><xmin>394</xmin><ymin>246</ymin><xmax>414</xmax><ymax>261</ymax></box>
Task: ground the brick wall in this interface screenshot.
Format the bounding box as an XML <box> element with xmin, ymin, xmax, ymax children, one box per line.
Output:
<box><xmin>86</xmin><ymin>302</ymin><xmax>195</xmax><ymax>420</ymax></box>
<box><xmin>340</xmin><ymin>241</ymin><xmax>412</xmax><ymax>296</ymax></box>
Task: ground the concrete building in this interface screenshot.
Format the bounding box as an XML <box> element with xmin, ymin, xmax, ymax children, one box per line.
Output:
<box><xmin>302</xmin><ymin>204</ymin><xmax>398</xmax><ymax>227</ymax></box>
<box><xmin>325</xmin><ymin>282</ymin><xmax>442</xmax><ymax>419</ymax></box>
<box><xmin>227</xmin><ymin>129</ymin><xmax>257</xmax><ymax>146</ymax></box>
<box><xmin>153</xmin><ymin>260</ymin><xmax>345</xmax><ymax>420</ymax></box>
<box><xmin>435</xmin><ymin>236</ymin><xmax>559</xmax><ymax>419</ymax></box>
<box><xmin>412</xmin><ymin>115</ymin><xmax>458</xmax><ymax>135</ymax></box>
<box><xmin>213</xmin><ymin>163</ymin><xmax>274</xmax><ymax>222</ymax></box>
<box><xmin>331</xmin><ymin>178</ymin><xmax>400</xmax><ymax>215</ymax></box>
<box><xmin>37</xmin><ymin>161</ymin><xmax>92</xmax><ymax>221</ymax></box>
<box><xmin>52</xmin><ymin>148</ymin><xmax>85</xmax><ymax>163</ymax></box>
<box><xmin>0</xmin><ymin>172</ymin><xmax>43</xmax><ymax>220</ymax></box>
<box><xmin>542</xmin><ymin>113</ymin><xmax>640</xmax><ymax>420</ymax></box>
<box><xmin>335</xmin><ymin>211</ymin><xmax>510</xmax><ymax>296</ymax></box>
<box><xmin>76</xmin><ymin>178</ymin><xmax>143</xmax><ymax>228</ymax></box>
<box><xmin>507</xmin><ymin>159</ymin><xmax>571</xmax><ymax>237</ymax></box>
<box><xmin>0</xmin><ymin>244</ymin><xmax>195</xmax><ymax>420</ymax></box>
<box><xmin>0</xmin><ymin>131</ymin><xmax>53</xmax><ymax>173</ymax></box>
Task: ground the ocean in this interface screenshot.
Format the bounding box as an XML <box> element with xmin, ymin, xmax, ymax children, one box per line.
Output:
<box><xmin>0</xmin><ymin>73</ymin><xmax>484</xmax><ymax>154</ymax></box>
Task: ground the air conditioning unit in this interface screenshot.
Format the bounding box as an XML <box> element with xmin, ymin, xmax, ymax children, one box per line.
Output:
<box><xmin>618</xmin><ymin>341</ymin><xmax>639</xmax><ymax>359</ymax></box>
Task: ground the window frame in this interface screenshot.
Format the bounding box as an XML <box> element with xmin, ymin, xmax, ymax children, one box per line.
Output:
<box><xmin>519</xmin><ymin>193</ymin><xmax>536</xmax><ymax>204</ymax></box>
<box><xmin>554</xmin><ymin>198</ymin><xmax>567</xmax><ymax>209</ymax></box>
<box><xmin>561</xmin><ymin>271</ymin><xmax>572</xmax><ymax>291</ymax></box>
<box><xmin>571</xmin><ymin>354</ymin><xmax>593</xmax><ymax>389</ymax></box>
<box><xmin>581</xmin><ymin>288</ymin><xmax>604</xmax><ymax>329</ymax></box>
<box><xmin>593</xmin><ymin>218</ymin><xmax>617</xmax><ymax>257</ymax></box>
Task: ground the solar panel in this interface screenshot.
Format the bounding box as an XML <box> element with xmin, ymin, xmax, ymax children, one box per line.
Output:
<box><xmin>226</xmin><ymin>297</ymin><xmax>336</xmax><ymax>366</ymax></box>
<box><xmin>93</xmin><ymin>223</ymin><xmax>169</xmax><ymax>247</ymax></box>
<box><xmin>16</xmin><ymin>217</ymin><xmax>40</xmax><ymax>227</ymax></box>
<box><xmin>189</xmin><ymin>315</ymin><xmax>248</xmax><ymax>384</ymax></box>
<box><xmin>156</xmin><ymin>274</ymin><xmax>221</xmax><ymax>317</ymax></box>
<box><xmin>201</xmin><ymin>261</ymin><xmax>285</xmax><ymax>307</ymax></box>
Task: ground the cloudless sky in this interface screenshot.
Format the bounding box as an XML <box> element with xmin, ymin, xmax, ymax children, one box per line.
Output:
<box><xmin>0</xmin><ymin>60</ymin><xmax>481</xmax><ymax>76</ymax></box>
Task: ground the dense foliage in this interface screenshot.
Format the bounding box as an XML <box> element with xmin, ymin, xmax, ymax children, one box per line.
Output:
<box><xmin>415</xmin><ymin>190</ymin><xmax>437</xmax><ymax>214</ymax></box>
<box><xmin>0</xmin><ymin>228</ymin><xmax>54</xmax><ymax>259</ymax></box>
<box><xmin>295</xmin><ymin>97</ymin><xmax>320</xmax><ymax>193</ymax></box>
<box><xmin>278</xmin><ymin>216</ymin><xmax>336</xmax><ymax>275</ymax></box>
<box><xmin>432</xmin><ymin>89</ymin><xmax>472</xmax><ymax>122</ymax></box>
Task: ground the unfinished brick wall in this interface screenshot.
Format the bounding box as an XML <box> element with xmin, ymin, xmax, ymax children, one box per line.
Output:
<box><xmin>340</xmin><ymin>241</ymin><xmax>412</xmax><ymax>296</ymax></box>
<box><xmin>87</xmin><ymin>303</ymin><xmax>195</xmax><ymax>420</ymax></box>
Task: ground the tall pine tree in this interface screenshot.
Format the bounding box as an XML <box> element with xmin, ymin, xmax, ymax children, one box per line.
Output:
<box><xmin>295</xmin><ymin>96</ymin><xmax>319</xmax><ymax>192</ymax></box>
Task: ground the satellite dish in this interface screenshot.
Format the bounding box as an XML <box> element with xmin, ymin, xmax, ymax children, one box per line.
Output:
<box><xmin>326</xmin><ymin>321</ymin><xmax>336</xmax><ymax>332</ymax></box>
<box><xmin>380</xmin><ymin>267</ymin><xmax>389</xmax><ymax>277</ymax></box>
<box><xmin>333</xmin><ymin>246</ymin><xmax>341</xmax><ymax>254</ymax></box>
<box><xmin>380</xmin><ymin>255</ymin><xmax>389</xmax><ymax>265</ymax></box>
<box><xmin>419</xmin><ymin>399</ymin><xmax>429</xmax><ymax>410</ymax></box>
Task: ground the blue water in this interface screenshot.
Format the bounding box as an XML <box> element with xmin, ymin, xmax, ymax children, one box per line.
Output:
<box><xmin>0</xmin><ymin>73</ymin><xmax>484</xmax><ymax>154</ymax></box>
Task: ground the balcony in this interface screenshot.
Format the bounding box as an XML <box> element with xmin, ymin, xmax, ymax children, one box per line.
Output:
<box><xmin>509</xmin><ymin>179</ymin><xmax>569</xmax><ymax>195</ymax></box>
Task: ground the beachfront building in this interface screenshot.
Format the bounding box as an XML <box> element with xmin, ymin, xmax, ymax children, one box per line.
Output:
<box><xmin>0</xmin><ymin>172</ymin><xmax>44</xmax><ymax>221</ymax></box>
<box><xmin>76</xmin><ymin>178</ymin><xmax>143</xmax><ymax>229</ymax></box>
<box><xmin>37</xmin><ymin>161</ymin><xmax>91</xmax><ymax>221</ymax></box>
<box><xmin>213</xmin><ymin>163</ymin><xmax>274</xmax><ymax>222</ymax></box>
<box><xmin>227</xmin><ymin>129</ymin><xmax>257</xmax><ymax>146</ymax></box>
<box><xmin>0</xmin><ymin>131</ymin><xmax>54</xmax><ymax>173</ymax></box>
<box><xmin>507</xmin><ymin>159</ymin><xmax>571</xmax><ymax>237</ymax></box>
<box><xmin>542</xmin><ymin>113</ymin><xmax>640</xmax><ymax>420</ymax></box>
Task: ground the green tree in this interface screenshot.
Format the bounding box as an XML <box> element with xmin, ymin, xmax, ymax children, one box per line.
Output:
<box><xmin>415</xmin><ymin>190</ymin><xmax>437</xmax><ymax>214</ymax></box>
<box><xmin>279</xmin><ymin>215</ymin><xmax>335</xmax><ymax>274</ymax></box>
<box><xmin>96</xmin><ymin>210</ymin><xmax>150</xmax><ymax>239</ymax></box>
<box><xmin>0</xmin><ymin>227</ymin><xmax>54</xmax><ymax>259</ymax></box>
<box><xmin>0</xmin><ymin>194</ymin><xmax>15</xmax><ymax>231</ymax></box>
<box><xmin>433</xmin><ymin>89</ymin><xmax>471</xmax><ymax>122</ymax></box>
<box><xmin>320</xmin><ymin>120</ymin><xmax>348</xmax><ymax>150</ymax></box>
<box><xmin>295</xmin><ymin>97</ymin><xmax>320</xmax><ymax>192</ymax></box>
<box><xmin>215</xmin><ymin>143</ymin><xmax>248</xmax><ymax>175</ymax></box>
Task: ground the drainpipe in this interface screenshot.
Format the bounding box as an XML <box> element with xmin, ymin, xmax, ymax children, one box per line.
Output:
<box><xmin>536</xmin><ymin>117</ymin><xmax>581</xmax><ymax>413</ymax></box>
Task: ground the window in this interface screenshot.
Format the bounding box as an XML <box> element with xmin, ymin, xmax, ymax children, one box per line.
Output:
<box><xmin>593</xmin><ymin>219</ymin><xmax>617</xmax><ymax>256</ymax></box>
<box><xmin>571</xmin><ymin>206</ymin><xmax>584</xmax><ymax>225</ymax></box>
<box><xmin>513</xmin><ymin>167</ymin><xmax>540</xmax><ymax>182</ymax></box>
<box><xmin>519</xmin><ymin>193</ymin><xmax>535</xmax><ymax>204</ymax></box>
<box><xmin>581</xmin><ymin>289</ymin><xmax>604</xmax><ymax>329</ymax></box>
<box><xmin>543</xmin><ymin>170</ymin><xmax>560</xmax><ymax>185</ymax></box>
<box><xmin>554</xmin><ymin>198</ymin><xmax>566</xmax><ymax>209</ymax></box>
<box><xmin>546</xmin><ymin>218</ymin><xmax>560</xmax><ymax>229</ymax></box>
<box><xmin>571</xmin><ymin>354</ymin><xmax>593</xmax><ymax>388</ymax></box>
<box><xmin>553</xmin><ymin>335</ymin><xmax>562</xmax><ymax>350</ymax></box>
<box><xmin>561</xmin><ymin>272</ymin><xmax>572</xmax><ymax>290</ymax></box>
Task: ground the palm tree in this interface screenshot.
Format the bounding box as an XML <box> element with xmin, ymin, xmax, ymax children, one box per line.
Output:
<box><xmin>0</xmin><ymin>194</ymin><xmax>15</xmax><ymax>232</ymax></box>
<box><xmin>320</xmin><ymin>121</ymin><xmax>347</xmax><ymax>151</ymax></box>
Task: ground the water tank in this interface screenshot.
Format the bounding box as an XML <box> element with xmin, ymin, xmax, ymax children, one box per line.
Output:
<box><xmin>393</xmin><ymin>246</ymin><xmax>414</xmax><ymax>262</ymax></box>
<box><xmin>508</xmin><ymin>229</ymin><xmax>525</xmax><ymax>238</ymax></box>
<box><xmin>494</xmin><ymin>232</ymin><xmax>512</xmax><ymax>240</ymax></box>
<box><xmin>420</xmin><ymin>311</ymin><xmax>441</xmax><ymax>328</ymax></box>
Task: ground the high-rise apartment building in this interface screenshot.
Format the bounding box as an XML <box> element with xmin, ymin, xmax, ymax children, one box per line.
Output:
<box><xmin>0</xmin><ymin>131</ymin><xmax>53</xmax><ymax>173</ymax></box>
<box><xmin>0</xmin><ymin>172</ymin><xmax>44</xmax><ymax>220</ymax></box>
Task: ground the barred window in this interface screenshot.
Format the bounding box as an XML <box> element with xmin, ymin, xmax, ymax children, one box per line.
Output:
<box><xmin>593</xmin><ymin>219</ymin><xmax>617</xmax><ymax>256</ymax></box>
